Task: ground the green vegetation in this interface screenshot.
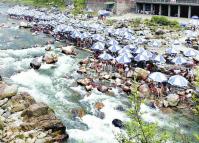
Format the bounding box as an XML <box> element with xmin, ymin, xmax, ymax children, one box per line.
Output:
<box><xmin>193</xmin><ymin>67</ymin><xmax>199</xmax><ymax>115</ymax></box>
<box><xmin>150</xmin><ymin>16</ymin><xmax>181</xmax><ymax>29</ymax></box>
<box><xmin>117</xmin><ymin>82</ymin><xmax>169</xmax><ymax>143</ymax></box>
<box><xmin>4</xmin><ymin>0</ymin><xmax>66</xmax><ymax>10</ymax></box>
<box><xmin>72</xmin><ymin>0</ymin><xmax>86</xmax><ymax>15</ymax></box>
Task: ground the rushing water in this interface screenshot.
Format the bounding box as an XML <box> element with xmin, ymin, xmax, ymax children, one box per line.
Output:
<box><xmin>0</xmin><ymin>3</ymin><xmax>199</xmax><ymax>143</ymax></box>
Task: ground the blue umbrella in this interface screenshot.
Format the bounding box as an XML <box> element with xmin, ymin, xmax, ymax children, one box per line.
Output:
<box><xmin>172</xmin><ymin>56</ymin><xmax>187</xmax><ymax>65</ymax></box>
<box><xmin>91</xmin><ymin>42</ymin><xmax>105</xmax><ymax>51</ymax></box>
<box><xmin>108</xmin><ymin>45</ymin><xmax>122</xmax><ymax>53</ymax></box>
<box><xmin>116</xmin><ymin>55</ymin><xmax>131</xmax><ymax>64</ymax></box>
<box><xmin>149</xmin><ymin>72</ymin><xmax>168</xmax><ymax>82</ymax></box>
<box><xmin>135</xmin><ymin>38</ymin><xmax>145</xmax><ymax>44</ymax></box>
<box><xmin>134</xmin><ymin>54</ymin><xmax>149</xmax><ymax>62</ymax></box>
<box><xmin>99</xmin><ymin>52</ymin><xmax>114</xmax><ymax>61</ymax></box>
<box><xmin>152</xmin><ymin>55</ymin><xmax>166</xmax><ymax>64</ymax></box>
<box><xmin>133</xmin><ymin>47</ymin><xmax>145</xmax><ymax>54</ymax></box>
<box><xmin>168</xmin><ymin>75</ymin><xmax>188</xmax><ymax>87</ymax></box>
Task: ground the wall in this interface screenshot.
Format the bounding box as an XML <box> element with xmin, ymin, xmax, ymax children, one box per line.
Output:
<box><xmin>86</xmin><ymin>0</ymin><xmax>107</xmax><ymax>11</ymax></box>
<box><xmin>116</xmin><ymin>0</ymin><xmax>135</xmax><ymax>14</ymax></box>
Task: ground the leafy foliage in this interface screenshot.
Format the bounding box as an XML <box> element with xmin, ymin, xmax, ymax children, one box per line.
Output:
<box><xmin>72</xmin><ymin>0</ymin><xmax>86</xmax><ymax>15</ymax></box>
<box><xmin>117</xmin><ymin>81</ymin><xmax>169</xmax><ymax>143</ymax></box>
<box><xmin>150</xmin><ymin>16</ymin><xmax>180</xmax><ymax>28</ymax></box>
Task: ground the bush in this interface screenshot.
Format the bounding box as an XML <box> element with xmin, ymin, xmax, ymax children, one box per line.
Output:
<box><xmin>150</xmin><ymin>16</ymin><xmax>180</xmax><ymax>28</ymax></box>
<box><xmin>72</xmin><ymin>0</ymin><xmax>86</xmax><ymax>15</ymax></box>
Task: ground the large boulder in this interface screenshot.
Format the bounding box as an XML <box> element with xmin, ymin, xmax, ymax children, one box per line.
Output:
<box><xmin>21</xmin><ymin>103</ymin><xmax>49</xmax><ymax>118</ymax></box>
<box><xmin>21</xmin><ymin>102</ymin><xmax>69</xmax><ymax>141</ymax></box>
<box><xmin>30</xmin><ymin>58</ymin><xmax>41</xmax><ymax>70</ymax></box>
<box><xmin>165</xmin><ymin>94</ymin><xmax>180</xmax><ymax>107</ymax></box>
<box><xmin>0</xmin><ymin>84</ymin><xmax>18</xmax><ymax>100</ymax></box>
<box><xmin>133</xmin><ymin>68</ymin><xmax>150</xmax><ymax>80</ymax></box>
<box><xmin>43</xmin><ymin>52</ymin><xmax>58</xmax><ymax>64</ymax></box>
<box><xmin>62</xmin><ymin>46</ymin><xmax>76</xmax><ymax>55</ymax></box>
<box><xmin>9</xmin><ymin>92</ymin><xmax>36</xmax><ymax>113</ymax></box>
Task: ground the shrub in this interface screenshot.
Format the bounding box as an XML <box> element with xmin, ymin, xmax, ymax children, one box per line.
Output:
<box><xmin>150</xmin><ymin>16</ymin><xmax>180</xmax><ymax>28</ymax></box>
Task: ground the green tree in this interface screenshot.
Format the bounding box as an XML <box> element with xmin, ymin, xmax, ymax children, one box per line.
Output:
<box><xmin>117</xmin><ymin>81</ymin><xmax>169</xmax><ymax>143</ymax></box>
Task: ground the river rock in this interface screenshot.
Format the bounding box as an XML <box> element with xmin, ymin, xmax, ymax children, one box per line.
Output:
<box><xmin>0</xmin><ymin>98</ymin><xmax>8</xmax><ymax>107</ymax></box>
<box><xmin>85</xmin><ymin>85</ymin><xmax>93</xmax><ymax>91</ymax></box>
<box><xmin>77</xmin><ymin>78</ymin><xmax>92</xmax><ymax>86</ymax></box>
<box><xmin>112</xmin><ymin>119</ymin><xmax>124</xmax><ymax>128</ymax></box>
<box><xmin>43</xmin><ymin>52</ymin><xmax>58</xmax><ymax>64</ymax></box>
<box><xmin>95</xmin><ymin>102</ymin><xmax>104</xmax><ymax>110</ymax></box>
<box><xmin>165</xmin><ymin>94</ymin><xmax>180</xmax><ymax>107</ymax></box>
<box><xmin>121</xmin><ymin>85</ymin><xmax>131</xmax><ymax>93</ymax></box>
<box><xmin>97</xmin><ymin>85</ymin><xmax>108</xmax><ymax>93</ymax></box>
<box><xmin>21</xmin><ymin>103</ymin><xmax>49</xmax><ymax>118</ymax></box>
<box><xmin>77</xmin><ymin>67</ymin><xmax>87</xmax><ymax>74</ymax></box>
<box><xmin>155</xmin><ymin>29</ymin><xmax>165</xmax><ymax>35</ymax></box>
<box><xmin>138</xmin><ymin>84</ymin><xmax>150</xmax><ymax>97</ymax></box>
<box><xmin>19</xmin><ymin>21</ymin><xmax>30</xmax><ymax>28</ymax></box>
<box><xmin>79</xmin><ymin>58</ymin><xmax>89</xmax><ymax>65</ymax></box>
<box><xmin>0</xmin><ymin>84</ymin><xmax>18</xmax><ymax>100</ymax></box>
<box><xmin>62</xmin><ymin>46</ymin><xmax>76</xmax><ymax>55</ymax></box>
<box><xmin>71</xmin><ymin>108</ymin><xmax>85</xmax><ymax>118</ymax></box>
<box><xmin>95</xmin><ymin>111</ymin><xmax>105</xmax><ymax>119</ymax></box>
<box><xmin>133</xmin><ymin>68</ymin><xmax>150</xmax><ymax>80</ymax></box>
<box><xmin>30</xmin><ymin>58</ymin><xmax>41</xmax><ymax>70</ymax></box>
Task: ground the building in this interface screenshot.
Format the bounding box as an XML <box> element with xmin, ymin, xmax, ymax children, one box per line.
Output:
<box><xmin>86</xmin><ymin>0</ymin><xmax>199</xmax><ymax>18</ymax></box>
<box><xmin>86</xmin><ymin>0</ymin><xmax>135</xmax><ymax>14</ymax></box>
<box><xmin>135</xmin><ymin>0</ymin><xmax>199</xmax><ymax>18</ymax></box>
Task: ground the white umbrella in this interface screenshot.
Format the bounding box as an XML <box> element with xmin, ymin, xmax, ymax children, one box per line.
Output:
<box><xmin>123</xmin><ymin>45</ymin><xmax>136</xmax><ymax>51</ymax></box>
<box><xmin>166</xmin><ymin>47</ymin><xmax>178</xmax><ymax>54</ymax></box>
<box><xmin>107</xmin><ymin>39</ymin><xmax>119</xmax><ymax>46</ymax></box>
<box><xmin>99</xmin><ymin>52</ymin><xmax>113</xmax><ymax>61</ymax></box>
<box><xmin>152</xmin><ymin>55</ymin><xmax>166</xmax><ymax>64</ymax></box>
<box><xmin>118</xmin><ymin>48</ymin><xmax>131</xmax><ymax>54</ymax></box>
<box><xmin>108</xmin><ymin>45</ymin><xmax>122</xmax><ymax>53</ymax></box>
<box><xmin>149</xmin><ymin>72</ymin><xmax>168</xmax><ymax>82</ymax></box>
<box><xmin>168</xmin><ymin>75</ymin><xmax>189</xmax><ymax>87</ymax></box>
<box><xmin>120</xmin><ymin>52</ymin><xmax>133</xmax><ymax>58</ymax></box>
<box><xmin>91</xmin><ymin>42</ymin><xmax>105</xmax><ymax>51</ymax></box>
<box><xmin>133</xmin><ymin>47</ymin><xmax>145</xmax><ymax>54</ymax></box>
<box><xmin>134</xmin><ymin>54</ymin><xmax>149</xmax><ymax>62</ymax></box>
<box><xmin>172</xmin><ymin>56</ymin><xmax>187</xmax><ymax>65</ymax></box>
<box><xmin>142</xmin><ymin>50</ymin><xmax>153</xmax><ymax>58</ymax></box>
<box><xmin>183</xmin><ymin>50</ymin><xmax>197</xmax><ymax>57</ymax></box>
<box><xmin>116</xmin><ymin>55</ymin><xmax>131</xmax><ymax>64</ymax></box>
<box><xmin>92</xmin><ymin>34</ymin><xmax>105</xmax><ymax>41</ymax></box>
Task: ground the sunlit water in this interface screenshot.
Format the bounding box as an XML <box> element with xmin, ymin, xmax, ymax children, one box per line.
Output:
<box><xmin>0</xmin><ymin>3</ymin><xmax>198</xmax><ymax>143</ymax></box>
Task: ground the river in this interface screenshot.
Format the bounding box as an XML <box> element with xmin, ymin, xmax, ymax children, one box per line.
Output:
<box><xmin>0</xmin><ymin>2</ymin><xmax>198</xmax><ymax>143</ymax></box>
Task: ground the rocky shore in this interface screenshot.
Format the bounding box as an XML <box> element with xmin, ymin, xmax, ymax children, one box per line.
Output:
<box><xmin>0</xmin><ymin>81</ymin><xmax>68</xmax><ymax>143</ymax></box>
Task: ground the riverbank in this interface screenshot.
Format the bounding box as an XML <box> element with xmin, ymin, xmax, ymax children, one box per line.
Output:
<box><xmin>0</xmin><ymin>81</ymin><xmax>68</xmax><ymax>143</ymax></box>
